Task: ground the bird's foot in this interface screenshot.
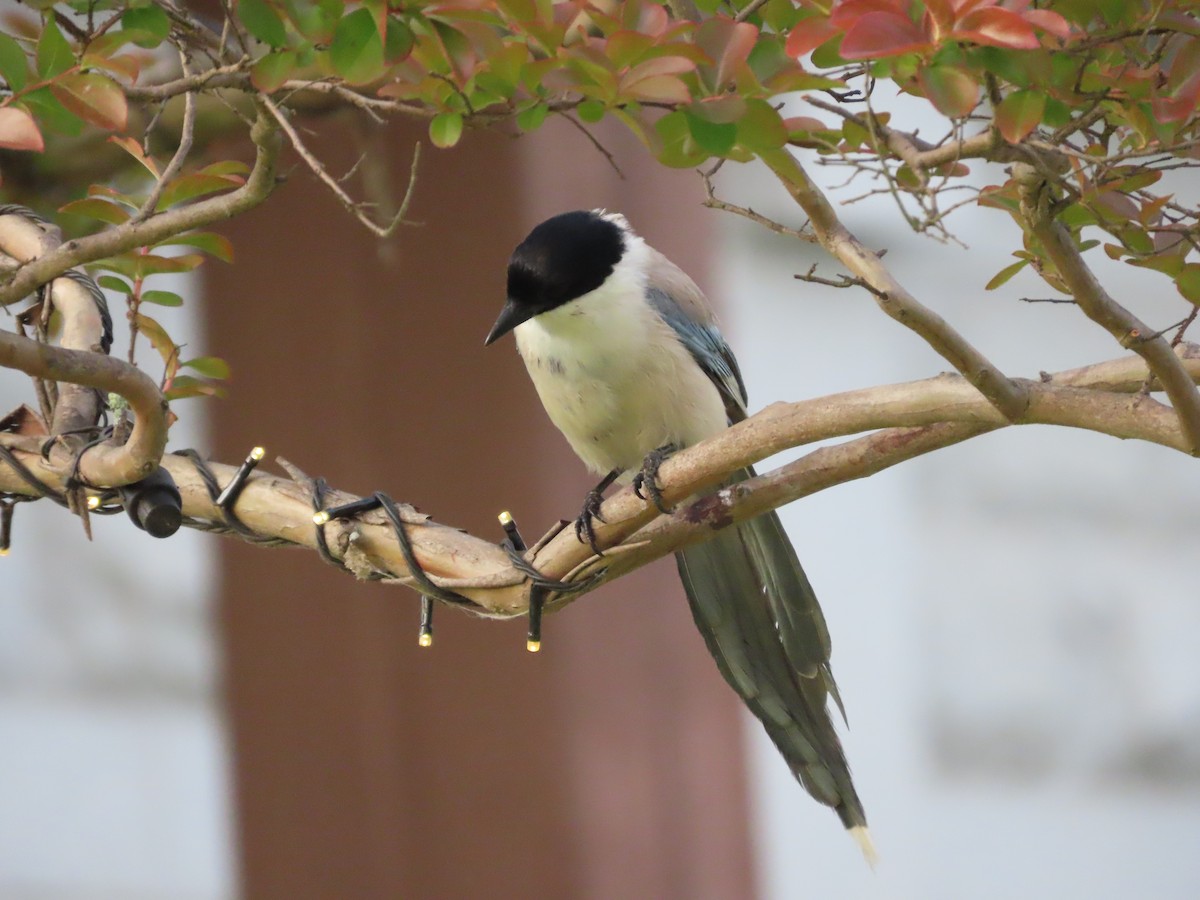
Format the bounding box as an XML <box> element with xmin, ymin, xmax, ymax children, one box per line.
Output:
<box><xmin>573</xmin><ymin>487</ymin><xmax>607</xmax><ymax>556</ymax></box>
<box><xmin>633</xmin><ymin>443</ymin><xmax>677</xmax><ymax>514</ymax></box>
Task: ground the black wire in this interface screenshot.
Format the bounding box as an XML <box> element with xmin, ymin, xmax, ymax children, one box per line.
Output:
<box><xmin>0</xmin><ymin>443</ymin><xmax>68</xmax><ymax>507</ymax></box>
<box><xmin>171</xmin><ymin>448</ymin><xmax>257</xmax><ymax>537</ymax></box>
<box><xmin>375</xmin><ymin>492</ymin><xmax>472</xmax><ymax>606</ymax></box>
<box><xmin>309</xmin><ymin>476</ymin><xmax>354</xmax><ymax>571</ymax></box>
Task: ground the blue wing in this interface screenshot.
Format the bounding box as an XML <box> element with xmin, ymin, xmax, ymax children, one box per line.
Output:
<box><xmin>647</xmin><ymin>286</ymin><xmax>748</xmax><ymax>424</ymax></box>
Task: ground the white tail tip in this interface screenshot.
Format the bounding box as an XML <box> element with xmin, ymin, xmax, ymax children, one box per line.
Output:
<box><xmin>850</xmin><ymin>825</ymin><xmax>878</xmax><ymax>869</ymax></box>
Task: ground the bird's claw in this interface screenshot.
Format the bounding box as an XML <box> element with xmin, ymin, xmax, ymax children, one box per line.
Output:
<box><xmin>632</xmin><ymin>444</ymin><xmax>676</xmax><ymax>514</ymax></box>
<box><xmin>573</xmin><ymin>488</ymin><xmax>607</xmax><ymax>556</ymax></box>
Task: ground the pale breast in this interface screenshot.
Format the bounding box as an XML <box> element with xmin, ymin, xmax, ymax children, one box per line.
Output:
<box><xmin>515</xmin><ymin>292</ymin><xmax>728</xmax><ymax>476</ymax></box>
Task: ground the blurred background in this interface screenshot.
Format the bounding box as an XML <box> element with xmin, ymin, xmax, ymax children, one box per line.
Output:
<box><xmin>1</xmin><ymin>94</ymin><xmax>1198</xmax><ymax>898</ymax></box>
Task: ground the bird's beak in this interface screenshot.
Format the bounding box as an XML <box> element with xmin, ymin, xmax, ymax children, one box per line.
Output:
<box><xmin>484</xmin><ymin>298</ymin><xmax>534</xmax><ymax>346</ymax></box>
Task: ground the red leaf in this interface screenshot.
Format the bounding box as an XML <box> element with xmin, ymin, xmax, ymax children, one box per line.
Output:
<box><xmin>1021</xmin><ymin>9</ymin><xmax>1071</xmax><ymax>40</ymax></box>
<box><xmin>696</xmin><ymin>18</ymin><xmax>757</xmax><ymax>90</ymax></box>
<box><xmin>0</xmin><ymin>106</ymin><xmax>43</xmax><ymax>151</ymax></box>
<box><xmin>1153</xmin><ymin>70</ymin><xmax>1200</xmax><ymax>123</ymax></box>
<box><xmin>620</xmin><ymin>74</ymin><xmax>691</xmax><ymax>104</ymax></box>
<box><xmin>786</xmin><ymin>17</ymin><xmax>839</xmax><ymax>57</ymax></box>
<box><xmin>918</xmin><ymin>64</ymin><xmax>979</xmax><ymax>118</ymax></box>
<box><xmin>783</xmin><ymin>116</ymin><xmax>830</xmax><ymax>131</ymax></box>
<box><xmin>830</xmin><ymin>0</ymin><xmax>909</xmax><ymax>29</ymax></box>
<box><xmin>632</xmin><ymin>1</ymin><xmax>668</xmax><ymax>37</ymax></box>
<box><xmin>49</xmin><ymin>72</ymin><xmax>128</xmax><ymax>131</ymax></box>
<box><xmin>840</xmin><ymin>11</ymin><xmax>932</xmax><ymax>60</ymax></box>
<box><xmin>953</xmin><ymin>8</ymin><xmax>1039</xmax><ymax>49</ymax></box>
<box><xmin>622</xmin><ymin>54</ymin><xmax>695</xmax><ymax>84</ymax></box>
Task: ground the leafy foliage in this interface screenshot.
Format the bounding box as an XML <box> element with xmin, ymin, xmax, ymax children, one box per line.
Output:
<box><xmin>0</xmin><ymin>0</ymin><xmax>1198</xmax><ymax>407</ymax></box>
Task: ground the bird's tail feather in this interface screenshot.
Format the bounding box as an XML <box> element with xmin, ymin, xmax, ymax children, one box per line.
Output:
<box><xmin>674</xmin><ymin>467</ymin><xmax>867</xmax><ymax>834</ymax></box>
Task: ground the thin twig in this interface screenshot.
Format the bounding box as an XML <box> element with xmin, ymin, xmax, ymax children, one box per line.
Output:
<box><xmin>555</xmin><ymin>112</ymin><xmax>625</xmax><ymax>179</ymax></box>
<box><xmin>1014</xmin><ymin>162</ymin><xmax>1200</xmax><ymax>455</ymax></box>
<box><xmin>734</xmin><ymin>0</ymin><xmax>770</xmax><ymax>22</ymax></box>
<box><xmin>132</xmin><ymin>46</ymin><xmax>198</xmax><ymax>224</ymax></box>
<box><xmin>702</xmin><ymin>172</ymin><xmax>815</xmax><ymax>242</ymax></box>
<box><xmin>760</xmin><ymin>148</ymin><xmax>1031</xmax><ymax>421</ymax></box>
<box><xmin>794</xmin><ymin>263</ymin><xmax>874</xmax><ymax>291</ymax></box>
<box><xmin>261</xmin><ymin>96</ymin><xmax>420</xmax><ymax>238</ymax></box>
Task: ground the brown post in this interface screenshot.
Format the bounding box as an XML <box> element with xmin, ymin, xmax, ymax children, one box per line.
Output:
<box><xmin>206</xmin><ymin>117</ymin><xmax>757</xmax><ymax>898</ymax></box>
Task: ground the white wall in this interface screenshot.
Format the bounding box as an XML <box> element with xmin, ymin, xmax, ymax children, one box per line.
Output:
<box><xmin>0</xmin><ymin>273</ymin><xmax>235</xmax><ymax>900</ymax></box>
<box><xmin>714</xmin><ymin>127</ymin><xmax>1200</xmax><ymax>899</ymax></box>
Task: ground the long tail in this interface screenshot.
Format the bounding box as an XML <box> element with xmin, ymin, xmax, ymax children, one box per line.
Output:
<box><xmin>674</xmin><ymin>467</ymin><xmax>868</xmax><ymax>842</ymax></box>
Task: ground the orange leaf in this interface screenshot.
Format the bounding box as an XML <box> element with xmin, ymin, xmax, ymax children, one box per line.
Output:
<box><xmin>0</xmin><ymin>105</ymin><xmax>43</xmax><ymax>151</ymax></box>
<box><xmin>786</xmin><ymin>17</ymin><xmax>839</xmax><ymax>57</ymax></box>
<box><xmin>50</xmin><ymin>72</ymin><xmax>128</xmax><ymax>131</ymax></box>
<box><xmin>108</xmin><ymin>135</ymin><xmax>160</xmax><ymax>177</ymax></box>
<box><xmin>953</xmin><ymin>8</ymin><xmax>1039</xmax><ymax>50</ymax></box>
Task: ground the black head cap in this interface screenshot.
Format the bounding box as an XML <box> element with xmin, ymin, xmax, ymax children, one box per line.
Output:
<box><xmin>485</xmin><ymin>210</ymin><xmax>627</xmax><ymax>344</ymax></box>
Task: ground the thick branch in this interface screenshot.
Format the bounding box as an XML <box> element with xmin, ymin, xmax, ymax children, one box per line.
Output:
<box><xmin>0</xmin><ymin>105</ymin><xmax>280</xmax><ymax>308</ymax></box>
<box><xmin>0</xmin><ymin>331</ymin><xmax>167</xmax><ymax>486</ymax></box>
<box><xmin>2</xmin><ymin>348</ymin><xmax>1195</xmax><ymax>617</ymax></box>
<box><xmin>760</xmin><ymin>148</ymin><xmax>1031</xmax><ymax>421</ymax></box>
<box><xmin>525</xmin><ymin>349</ymin><xmax>1199</xmax><ymax>596</ymax></box>
<box><xmin>1014</xmin><ymin>162</ymin><xmax>1200</xmax><ymax>455</ymax></box>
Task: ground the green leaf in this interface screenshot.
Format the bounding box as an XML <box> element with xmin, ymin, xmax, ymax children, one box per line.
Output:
<box><xmin>685</xmin><ymin>110</ymin><xmax>736</xmax><ymax>156</ymax></box>
<box><xmin>971</xmin><ymin>46</ymin><xmax>1031</xmax><ymax>88</ymax></box>
<box><xmin>155</xmin><ymin>231</ymin><xmax>234</xmax><ymax>262</ymax></box>
<box><xmin>384</xmin><ymin>16</ymin><xmax>413</xmax><ymax>62</ymax></box>
<box><xmin>516</xmin><ymin>103</ymin><xmax>548</xmax><ymax>132</ymax></box>
<box><xmin>200</xmin><ymin>159</ymin><xmax>251</xmax><ymax>177</ymax></box>
<box><xmin>165</xmin><ymin>375</ymin><xmax>227</xmax><ymax>401</ymax></box>
<box><xmin>985</xmin><ymin>259</ymin><xmax>1028</xmax><ymax>290</ymax></box>
<box><xmin>736</xmin><ymin>99</ymin><xmax>787</xmax><ymax>153</ymax></box>
<box><xmin>0</xmin><ymin>32</ymin><xmax>29</xmax><ymax>91</ymax></box>
<box><xmin>59</xmin><ymin>196</ymin><xmax>130</xmax><ymax>224</ymax></box>
<box><xmin>141</xmin><ymin>289</ymin><xmax>185</xmax><ymax>307</ymax></box>
<box><xmin>577</xmin><ymin>100</ymin><xmax>605</xmax><ymax>123</ymax></box>
<box><xmin>49</xmin><ymin>72</ymin><xmax>128</xmax><ymax>131</ymax></box>
<box><xmin>22</xmin><ymin>89</ymin><xmax>78</xmax><ymax>137</ymax></box>
<box><xmin>429</xmin><ymin>111</ymin><xmax>464</xmax><ymax>147</ymax></box>
<box><xmin>135</xmin><ymin>313</ymin><xmax>179</xmax><ymax>367</ymax></box>
<box><xmin>918</xmin><ymin>64</ymin><xmax>979</xmax><ymax>118</ymax></box>
<box><xmin>107</xmin><ymin>253</ymin><xmax>206</xmax><ymax>279</ymax></box>
<box><xmin>995</xmin><ymin>89</ymin><xmax>1045</xmax><ymax>143</ymax></box>
<box><xmin>97</xmin><ymin>275</ymin><xmax>132</xmax><ymax>294</ymax></box>
<box><xmin>36</xmin><ymin>19</ymin><xmax>73</xmax><ymax>79</ymax></box>
<box><xmin>182</xmin><ymin>355</ymin><xmax>231</xmax><ymax>378</ymax></box>
<box><xmin>654</xmin><ymin>109</ymin><xmax>709</xmax><ymax>169</ymax></box>
<box><xmin>156</xmin><ymin>173</ymin><xmax>242</xmax><ymax>210</ymax></box>
<box><xmin>121</xmin><ymin>5</ymin><xmax>170</xmax><ymax>48</ymax></box>
<box><xmin>239</xmin><ymin>0</ymin><xmax>288</xmax><ymax>48</ymax></box>
<box><xmin>330</xmin><ymin>7</ymin><xmax>384</xmax><ymax>85</ymax></box>
<box><xmin>286</xmin><ymin>0</ymin><xmax>341</xmax><ymax>41</ymax></box>
<box><xmin>1176</xmin><ymin>264</ymin><xmax>1200</xmax><ymax>305</ymax></box>
<box><xmin>251</xmin><ymin>50</ymin><xmax>297</xmax><ymax>92</ymax></box>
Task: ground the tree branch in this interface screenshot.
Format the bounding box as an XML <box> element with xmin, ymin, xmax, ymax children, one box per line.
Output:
<box><xmin>2</xmin><ymin>347</ymin><xmax>1196</xmax><ymax>617</ymax></box>
<box><xmin>760</xmin><ymin>148</ymin><xmax>1032</xmax><ymax>421</ymax></box>
<box><xmin>0</xmin><ymin>331</ymin><xmax>167</xmax><ymax>487</ymax></box>
<box><xmin>0</xmin><ymin>104</ymin><xmax>280</xmax><ymax>308</ymax></box>
<box><xmin>1014</xmin><ymin>162</ymin><xmax>1200</xmax><ymax>455</ymax></box>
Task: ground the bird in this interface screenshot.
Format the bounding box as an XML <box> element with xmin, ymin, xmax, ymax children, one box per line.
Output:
<box><xmin>485</xmin><ymin>209</ymin><xmax>873</xmax><ymax>860</ymax></box>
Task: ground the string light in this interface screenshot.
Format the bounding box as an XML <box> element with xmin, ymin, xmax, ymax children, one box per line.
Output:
<box><xmin>215</xmin><ymin>446</ymin><xmax>265</xmax><ymax>511</ymax></box>
<box><xmin>312</xmin><ymin>495</ymin><xmax>383</xmax><ymax>525</ymax></box>
<box><xmin>499</xmin><ymin>510</ymin><xmax>543</xmax><ymax>653</ymax></box>
<box><xmin>418</xmin><ymin>595</ymin><xmax>434</xmax><ymax>647</ymax></box>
